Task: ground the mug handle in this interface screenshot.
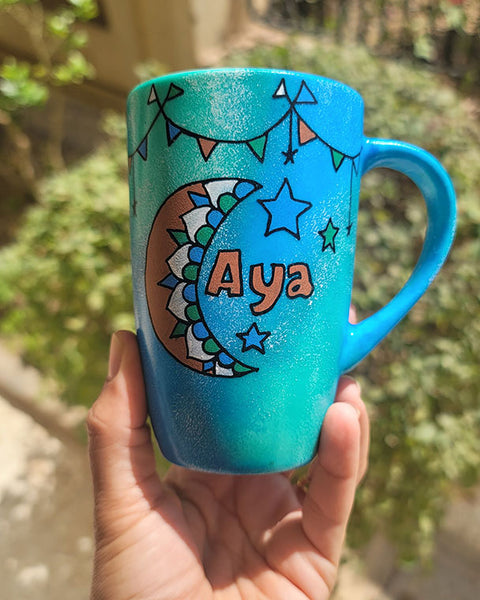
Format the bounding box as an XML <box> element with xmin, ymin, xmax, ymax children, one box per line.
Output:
<box><xmin>339</xmin><ymin>137</ymin><xmax>456</xmax><ymax>373</ymax></box>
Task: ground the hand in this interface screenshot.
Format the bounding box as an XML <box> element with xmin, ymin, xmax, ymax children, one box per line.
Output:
<box><xmin>87</xmin><ymin>331</ymin><xmax>369</xmax><ymax>600</ymax></box>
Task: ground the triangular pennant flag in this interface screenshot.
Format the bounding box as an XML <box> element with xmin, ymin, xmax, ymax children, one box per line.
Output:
<box><xmin>197</xmin><ymin>137</ymin><xmax>218</xmax><ymax>160</ymax></box>
<box><xmin>298</xmin><ymin>119</ymin><xmax>317</xmax><ymax>146</ymax></box>
<box><xmin>166</xmin><ymin>120</ymin><xmax>181</xmax><ymax>145</ymax></box>
<box><xmin>166</xmin><ymin>83</ymin><xmax>184</xmax><ymax>102</ymax></box>
<box><xmin>331</xmin><ymin>148</ymin><xmax>345</xmax><ymax>171</ymax></box>
<box><xmin>246</xmin><ymin>134</ymin><xmax>268</xmax><ymax>162</ymax></box>
<box><xmin>295</xmin><ymin>81</ymin><xmax>317</xmax><ymax>105</ymax></box>
<box><xmin>138</xmin><ymin>137</ymin><xmax>148</xmax><ymax>161</ymax></box>
<box><xmin>148</xmin><ymin>85</ymin><xmax>158</xmax><ymax>104</ymax></box>
<box><xmin>273</xmin><ymin>78</ymin><xmax>288</xmax><ymax>99</ymax></box>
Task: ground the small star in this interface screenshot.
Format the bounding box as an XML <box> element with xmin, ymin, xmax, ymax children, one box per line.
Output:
<box><xmin>236</xmin><ymin>323</ymin><xmax>270</xmax><ymax>354</ymax></box>
<box><xmin>319</xmin><ymin>217</ymin><xmax>339</xmax><ymax>252</ymax></box>
<box><xmin>346</xmin><ymin>223</ymin><xmax>353</xmax><ymax>236</ymax></box>
<box><xmin>282</xmin><ymin>147</ymin><xmax>298</xmax><ymax>164</ymax></box>
<box><xmin>259</xmin><ymin>178</ymin><xmax>312</xmax><ymax>240</ymax></box>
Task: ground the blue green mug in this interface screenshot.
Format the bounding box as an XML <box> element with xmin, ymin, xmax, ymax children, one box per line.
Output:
<box><xmin>127</xmin><ymin>68</ymin><xmax>456</xmax><ymax>474</ymax></box>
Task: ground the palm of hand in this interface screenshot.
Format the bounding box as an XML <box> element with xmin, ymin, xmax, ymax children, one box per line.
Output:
<box><xmin>95</xmin><ymin>463</ymin><xmax>336</xmax><ymax>600</ymax></box>
<box><xmin>88</xmin><ymin>332</ymin><xmax>367</xmax><ymax>600</ymax></box>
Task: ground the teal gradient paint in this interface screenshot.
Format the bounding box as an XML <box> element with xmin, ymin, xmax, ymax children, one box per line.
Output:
<box><xmin>127</xmin><ymin>68</ymin><xmax>456</xmax><ymax>473</ymax></box>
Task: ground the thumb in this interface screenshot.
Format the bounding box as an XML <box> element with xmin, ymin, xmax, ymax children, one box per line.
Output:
<box><xmin>87</xmin><ymin>330</ymin><xmax>159</xmax><ymax>503</ymax></box>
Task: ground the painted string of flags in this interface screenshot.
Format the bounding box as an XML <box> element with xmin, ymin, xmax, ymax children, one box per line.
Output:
<box><xmin>128</xmin><ymin>78</ymin><xmax>361</xmax><ymax>233</ymax></box>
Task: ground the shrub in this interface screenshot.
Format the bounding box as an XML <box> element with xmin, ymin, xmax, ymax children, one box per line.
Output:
<box><xmin>0</xmin><ymin>38</ymin><xmax>478</xmax><ymax>562</ymax></box>
<box><xmin>0</xmin><ymin>0</ymin><xmax>98</xmax><ymax>190</ymax></box>
<box><xmin>0</xmin><ymin>115</ymin><xmax>133</xmax><ymax>405</ymax></box>
<box><xmin>226</xmin><ymin>38</ymin><xmax>480</xmax><ymax>562</ymax></box>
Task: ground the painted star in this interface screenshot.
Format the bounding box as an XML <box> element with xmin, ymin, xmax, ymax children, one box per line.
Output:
<box><xmin>282</xmin><ymin>147</ymin><xmax>298</xmax><ymax>164</ymax></box>
<box><xmin>319</xmin><ymin>217</ymin><xmax>340</xmax><ymax>252</ymax></box>
<box><xmin>259</xmin><ymin>178</ymin><xmax>312</xmax><ymax>240</ymax></box>
<box><xmin>236</xmin><ymin>323</ymin><xmax>270</xmax><ymax>354</ymax></box>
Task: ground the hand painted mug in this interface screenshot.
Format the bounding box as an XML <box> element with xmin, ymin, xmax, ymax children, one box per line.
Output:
<box><xmin>126</xmin><ymin>68</ymin><xmax>456</xmax><ymax>474</ymax></box>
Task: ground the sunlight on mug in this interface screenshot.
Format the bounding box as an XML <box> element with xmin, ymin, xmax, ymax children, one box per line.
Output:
<box><xmin>126</xmin><ymin>68</ymin><xmax>456</xmax><ymax>473</ymax></box>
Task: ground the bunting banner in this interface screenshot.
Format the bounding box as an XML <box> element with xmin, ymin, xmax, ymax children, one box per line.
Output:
<box><xmin>128</xmin><ymin>78</ymin><xmax>362</xmax><ymax>234</ymax></box>
<box><xmin>298</xmin><ymin>119</ymin><xmax>317</xmax><ymax>146</ymax></box>
<box><xmin>247</xmin><ymin>134</ymin><xmax>268</xmax><ymax>161</ymax></box>
<box><xmin>137</xmin><ymin>137</ymin><xmax>148</xmax><ymax>161</ymax></box>
<box><xmin>197</xmin><ymin>137</ymin><xmax>218</xmax><ymax>160</ymax></box>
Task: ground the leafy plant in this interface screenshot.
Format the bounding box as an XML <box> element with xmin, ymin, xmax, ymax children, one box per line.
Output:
<box><xmin>0</xmin><ymin>38</ymin><xmax>479</xmax><ymax>564</ymax></box>
<box><xmin>0</xmin><ymin>0</ymin><xmax>98</xmax><ymax>201</ymax></box>
<box><xmin>225</xmin><ymin>39</ymin><xmax>480</xmax><ymax>562</ymax></box>
<box><xmin>259</xmin><ymin>1</ymin><xmax>480</xmax><ymax>85</ymax></box>
<box><xmin>0</xmin><ymin>114</ymin><xmax>133</xmax><ymax>405</ymax></box>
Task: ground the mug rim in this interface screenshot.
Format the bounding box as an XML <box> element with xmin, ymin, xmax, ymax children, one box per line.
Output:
<box><xmin>127</xmin><ymin>67</ymin><xmax>363</xmax><ymax>107</ymax></box>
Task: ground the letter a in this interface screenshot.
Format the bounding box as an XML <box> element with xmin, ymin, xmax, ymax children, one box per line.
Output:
<box><xmin>287</xmin><ymin>264</ymin><xmax>314</xmax><ymax>298</ymax></box>
<box><xmin>206</xmin><ymin>250</ymin><xmax>243</xmax><ymax>297</ymax></box>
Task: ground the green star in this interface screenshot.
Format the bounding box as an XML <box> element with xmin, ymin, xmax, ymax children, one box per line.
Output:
<box><xmin>319</xmin><ymin>217</ymin><xmax>339</xmax><ymax>253</ymax></box>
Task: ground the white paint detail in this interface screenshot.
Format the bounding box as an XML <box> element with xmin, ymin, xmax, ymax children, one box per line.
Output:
<box><xmin>166</xmin><ymin>283</ymin><xmax>188</xmax><ymax>321</ymax></box>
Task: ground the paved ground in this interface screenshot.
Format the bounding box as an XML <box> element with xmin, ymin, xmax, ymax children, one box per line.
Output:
<box><xmin>0</xmin><ymin>396</ymin><xmax>93</xmax><ymax>600</ymax></box>
<box><xmin>0</xmin><ymin>340</ymin><xmax>479</xmax><ymax>600</ymax></box>
<box><xmin>0</xmin><ymin>344</ymin><xmax>93</xmax><ymax>600</ymax></box>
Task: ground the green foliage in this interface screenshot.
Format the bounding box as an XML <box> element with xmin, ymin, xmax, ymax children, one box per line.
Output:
<box><xmin>0</xmin><ymin>38</ymin><xmax>479</xmax><ymax>563</ymax></box>
<box><xmin>0</xmin><ymin>57</ymin><xmax>49</xmax><ymax>110</ymax></box>
<box><xmin>225</xmin><ymin>39</ymin><xmax>480</xmax><ymax>562</ymax></box>
<box><xmin>265</xmin><ymin>1</ymin><xmax>480</xmax><ymax>84</ymax></box>
<box><xmin>0</xmin><ymin>115</ymin><xmax>133</xmax><ymax>404</ymax></box>
<box><xmin>0</xmin><ymin>0</ymin><xmax>97</xmax><ymax>111</ymax></box>
<box><xmin>0</xmin><ymin>0</ymin><xmax>98</xmax><ymax>202</ymax></box>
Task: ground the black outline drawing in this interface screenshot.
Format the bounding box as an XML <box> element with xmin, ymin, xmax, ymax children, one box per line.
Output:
<box><xmin>236</xmin><ymin>322</ymin><xmax>271</xmax><ymax>355</ymax></box>
<box><xmin>286</xmin><ymin>263</ymin><xmax>314</xmax><ymax>299</ymax></box>
<box><xmin>249</xmin><ymin>263</ymin><xmax>286</xmax><ymax>316</ymax></box>
<box><xmin>144</xmin><ymin>177</ymin><xmax>262</xmax><ymax>378</ymax></box>
<box><xmin>319</xmin><ymin>217</ymin><xmax>340</xmax><ymax>253</ymax></box>
<box><xmin>205</xmin><ymin>249</ymin><xmax>244</xmax><ymax>298</ymax></box>
<box><xmin>129</xmin><ymin>79</ymin><xmax>363</xmax><ymax>234</ymax></box>
<box><xmin>258</xmin><ymin>178</ymin><xmax>312</xmax><ymax>240</ymax></box>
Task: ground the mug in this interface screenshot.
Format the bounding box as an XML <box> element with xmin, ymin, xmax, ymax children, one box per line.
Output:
<box><xmin>127</xmin><ymin>68</ymin><xmax>456</xmax><ymax>474</ymax></box>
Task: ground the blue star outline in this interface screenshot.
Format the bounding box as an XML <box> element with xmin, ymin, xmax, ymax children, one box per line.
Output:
<box><xmin>258</xmin><ymin>178</ymin><xmax>312</xmax><ymax>240</ymax></box>
<box><xmin>236</xmin><ymin>323</ymin><xmax>271</xmax><ymax>354</ymax></box>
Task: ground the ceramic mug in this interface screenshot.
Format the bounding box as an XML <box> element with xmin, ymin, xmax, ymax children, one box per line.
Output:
<box><xmin>126</xmin><ymin>68</ymin><xmax>456</xmax><ymax>474</ymax></box>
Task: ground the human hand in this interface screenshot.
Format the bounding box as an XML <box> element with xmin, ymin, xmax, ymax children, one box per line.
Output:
<box><xmin>87</xmin><ymin>330</ymin><xmax>369</xmax><ymax>600</ymax></box>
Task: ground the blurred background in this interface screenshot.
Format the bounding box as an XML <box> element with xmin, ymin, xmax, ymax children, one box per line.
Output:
<box><xmin>0</xmin><ymin>1</ymin><xmax>479</xmax><ymax>598</ymax></box>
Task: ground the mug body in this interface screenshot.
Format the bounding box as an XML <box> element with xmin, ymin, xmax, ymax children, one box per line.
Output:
<box><xmin>127</xmin><ymin>68</ymin><xmax>364</xmax><ymax>473</ymax></box>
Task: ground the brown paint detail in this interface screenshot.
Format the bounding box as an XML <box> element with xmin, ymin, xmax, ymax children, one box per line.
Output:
<box><xmin>250</xmin><ymin>264</ymin><xmax>285</xmax><ymax>315</ymax></box>
<box><xmin>298</xmin><ymin>119</ymin><xmax>317</xmax><ymax>145</ymax></box>
<box><xmin>286</xmin><ymin>264</ymin><xmax>314</xmax><ymax>298</ymax></box>
<box><xmin>197</xmin><ymin>138</ymin><xmax>218</xmax><ymax>160</ymax></box>
<box><xmin>206</xmin><ymin>250</ymin><xmax>242</xmax><ymax>297</ymax></box>
<box><xmin>145</xmin><ymin>182</ymin><xmax>206</xmax><ymax>373</ymax></box>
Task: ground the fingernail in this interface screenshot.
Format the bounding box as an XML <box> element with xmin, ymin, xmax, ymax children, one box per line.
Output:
<box><xmin>343</xmin><ymin>375</ymin><xmax>362</xmax><ymax>395</ymax></box>
<box><xmin>349</xmin><ymin>305</ymin><xmax>358</xmax><ymax>324</ymax></box>
<box><xmin>107</xmin><ymin>332</ymin><xmax>124</xmax><ymax>381</ymax></box>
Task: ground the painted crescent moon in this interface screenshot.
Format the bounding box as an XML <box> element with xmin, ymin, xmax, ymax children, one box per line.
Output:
<box><xmin>145</xmin><ymin>177</ymin><xmax>262</xmax><ymax>377</ymax></box>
